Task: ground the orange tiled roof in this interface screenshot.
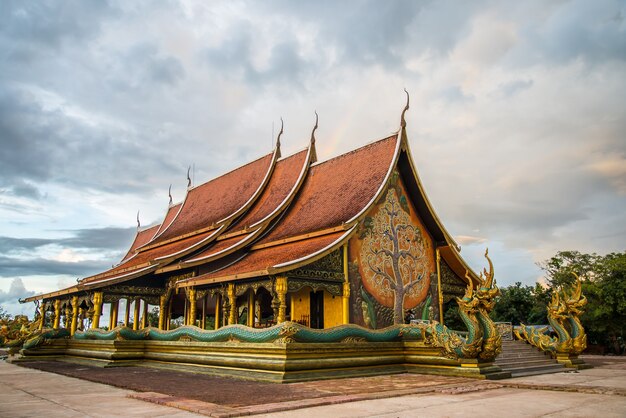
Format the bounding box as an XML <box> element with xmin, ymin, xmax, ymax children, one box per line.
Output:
<box><xmin>258</xmin><ymin>134</ymin><xmax>398</xmax><ymax>244</ymax></box>
<box><xmin>183</xmin><ymin>231</ymin><xmax>347</xmax><ymax>286</ymax></box>
<box><xmin>182</xmin><ymin>233</ymin><xmax>253</xmax><ymax>264</ymax></box>
<box><xmin>119</xmin><ymin>224</ymin><xmax>160</xmax><ymax>263</ymax></box>
<box><xmin>147</xmin><ymin>203</ymin><xmax>182</xmax><ymax>244</ymax></box>
<box><xmin>153</xmin><ymin>153</ymin><xmax>275</xmax><ymax>242</ymax></box>
<box><xmin>80</xmin><ymin>229</ymin><xmax>217</xmax><ymax>284</ymax></box>
<box><xmin>229</xmin><ymin>149</ymin><xmax>308</xmax><ymax>230</ymax></box>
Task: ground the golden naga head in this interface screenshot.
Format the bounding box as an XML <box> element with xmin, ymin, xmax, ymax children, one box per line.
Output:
<box><xmin>474</xmin><ymin>249</ymin><xmax>500</xmax><ymax>309</ymax></box>
<box><xmin>547</xmin><ymin>291</ymin><xmax>568</xmax><ymax>320</ymax></box>
<box><xmin>562</xmin><ymin>272</ymin><xmax>587</xmax><ymax>315</ymax></box>
<box><xmin>479</xmin><ymin>248</ymin><xmax>496</xmax><ymax>290</ymax></box>
<box><xmin>456</xmin><ymin>278</ymin><xmax>480</xmax><ymax>312</ymax></box>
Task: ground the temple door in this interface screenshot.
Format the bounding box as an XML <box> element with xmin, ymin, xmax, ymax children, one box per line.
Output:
<box><xmin>309</xmin><ymin>290</ymin><xmax>324</xmax><ymax>329</ymax></box>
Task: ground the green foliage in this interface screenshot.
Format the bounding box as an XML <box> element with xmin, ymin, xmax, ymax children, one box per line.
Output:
<box><xmin>490</xmin><ymin>282</ymin><xmax>549</xmax><ymax>325</ymax></box>
<box><xmin>0</xmin><ymin>306</ymin><xmax>11</xmax><ymax>321</ymax></box>
<box><xmin>443</xmin><ymin>304</ymin><xmax>464</xmax><ymax>331</ymax></box>
<box><xmin>147</xmin><ymin>307</ymin><xmax>159</xmax><ymax>327</ymax></box>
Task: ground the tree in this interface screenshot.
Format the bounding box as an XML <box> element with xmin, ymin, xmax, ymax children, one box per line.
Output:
<box><xmin>539</xmin><ymin>251</ymin><xmax>626</xmax><ymax>353</ymax></box>
<box><xmin>490</xmin><ymin>282</ymin><xmax>535</xmax><ymax>325</ymax></box>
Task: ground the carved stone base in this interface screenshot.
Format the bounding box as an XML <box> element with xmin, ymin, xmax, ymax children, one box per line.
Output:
<box><xmin>555</xmin><ymin>353</ymin><xmax>593</xmax><ymax>370</ymax></box>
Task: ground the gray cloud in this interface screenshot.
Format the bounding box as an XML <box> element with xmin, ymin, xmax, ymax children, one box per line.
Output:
<box><xmin>0</xmin><ymin>85</ymin><xmax>180</xmax><ymax>197</ymax></box>
<box><xmin>496</xmin><ymin>79</ymin><xmax>534</xmax><ymax>98</ymax></box>
<box><xmin>0</xmin><ymin>0</ymin><xmax>119</xmax><ymax>61</ymax></box>
<box><xmin>0</xmin><ymin>278</ymin><xmax>35</xmax><ymax>304</ymax></box>
<box><xmin>0</xmin><ymin>226</ymin><xmax>136</xmax><ymax>255</ymax></box>
<box><xmin>0</xmin><ymin>256</ymin><xmax>113</xmax><ymax>278</ymax></box>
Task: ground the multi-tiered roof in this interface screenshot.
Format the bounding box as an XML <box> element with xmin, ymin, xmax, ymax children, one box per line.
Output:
<box><xmin>26</xmin><ymin>105</ymin><xmax>477</xmax><ymax>302</ymax></box>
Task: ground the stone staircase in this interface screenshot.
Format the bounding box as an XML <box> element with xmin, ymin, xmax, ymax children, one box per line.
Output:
<box><xmin>495</xmin><ymin>339</ymin><xmax>566</xmax><ymax>377</ymax></box>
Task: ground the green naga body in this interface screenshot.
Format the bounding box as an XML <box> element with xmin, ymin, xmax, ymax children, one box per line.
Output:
<box><xmin>74</xmin><ymin>322</ymin><xmax>425</xmax><ymax>344</ymax></box>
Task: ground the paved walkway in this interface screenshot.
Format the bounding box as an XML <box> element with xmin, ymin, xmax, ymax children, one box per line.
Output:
<box><xmin>0</xmin><ymin>361</ymin><xmax>201</xmax><ymax>417</ymax></box>
<box><xmin>1</xmin><ymin>356</ymin><xmax>625</xmax><ymax>417</ymax></box>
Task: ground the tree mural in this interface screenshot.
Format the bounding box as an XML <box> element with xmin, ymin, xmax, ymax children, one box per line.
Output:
<box><xmin>360</xmin><ymin>187</ymin><xmax>430</xmax><ymax>324</ymax></box>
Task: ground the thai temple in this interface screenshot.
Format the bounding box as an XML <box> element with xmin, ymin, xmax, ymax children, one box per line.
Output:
<box><xmin>13</xmin><ymin>95</ymin><xmax>588</xmax><ymax>381</ymax></box>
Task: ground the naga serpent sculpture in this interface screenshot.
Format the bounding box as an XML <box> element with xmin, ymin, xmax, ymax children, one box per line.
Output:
<box><xmin>515</xmin><ymin>273</ymin><xmax>587</xmax><ymax>357</ymax></box>
<box><xmin>424</xmin><ymin>249</ymin><xmax>501</xmax><ymax>360</ymax></box>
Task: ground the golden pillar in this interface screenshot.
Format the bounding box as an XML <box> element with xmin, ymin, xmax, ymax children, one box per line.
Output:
<box><xmin>39</xmin><ymin>303</ymin><xmax>45</xmax><ymax>330</ymax></box>
<box><xmin>187</xmin><ymin>288</ymin><xmax>197</xmax><ymax>326</ymax></box>
<box><xmin>342</xmin><ymin>282</ymin><xmax>351</xmax><ymax>325</ymax></box>
<box><xmin>78</xmin><ymin>308</ymin><xmax>87</xmax><ymax>331</ymax></box>
<box><xmin>109</xmin><ymin>301</ymin><xmax>119</xmax><ymax>329</ymax></box>
<box><xmin>124</xmin><ymin>299</ymin><xmax>131</xmax><ymax>327</ymax></box>
<box><xmin>436</xmin><ymin>248</ymin><xmax>444</xmax><ymax>325</ymax></box>
<box><xmin>342</xmin><ymin>243</ymin><xmax>350</xmax><ymax>324</ymax></box>
<box><xmin>133</xmin><ymin>298</ymin><xmax>140</xmax><ymax>330</ymax></box>
<box><xmin>275</xmin><ymin>277</ymin><xmax>288</xmax><ymax>323</ymax></box>
<box><xmin>167</xmin><ymin>298</ymin><xmax>173</xmax><ymax>330</ymax></box>
<box><xmin>91</xmin><ymin>292</ymin><xmax>103</xmax><ymax>329</ymax></box>
<box><xmin>52</xmin><ymin>300</ymin><xmax>61</xmax><ymax>329</ymax></box>
<box><xmin>158</xmin><ymin>294</ymin><xmax>167</xmax><ymax>330</ymax></box>
<box><xmin>214</xmin><ymin>294</ymin><xmax>221</xmax><ymax>330</ymax></box>
<box><xmin>70</xmin><ymin>296</ymin><xmax>79</xmax><ymax>336</ymax></box>
<box><xmin>141</xmin><ymin>300</ymin><xmax>148</xmax><ymax>328</ymax></box>
<box><xmin>64</xmin><ymin>304</ymin><xmax>71</xmax><ymax>329</ymax></box>
<box><xmin>227</xmin><ymin>283</ymin><xmax>237</xmax><ymax>325</ymax></box>
<box><xmin>247</xmin><ymin>290</ymin><xmax>254</xmax><ymax>327</ymax></box>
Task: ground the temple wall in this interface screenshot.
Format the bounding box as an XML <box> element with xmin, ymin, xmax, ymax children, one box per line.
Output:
<box><xmin>348</xmin><ymin>170</ymin><xmax>437</xmax><ymax>328</ymax></box>
<box><xmin>323</xmin><ymin>292</ymin><xmax>342</xmax><ymax>328</ymax></box>
<box><xmin>290</xmin><ymin>288</ymin><xmax>310</xmax><ymax>324</ymax></box>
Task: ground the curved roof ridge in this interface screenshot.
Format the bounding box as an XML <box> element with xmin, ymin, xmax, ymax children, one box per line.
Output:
<box><xmin>147</xmin><ymin>149</ymin><xmax>278</xmax><ymax>246</ymax></box>
<box><xmin>214</xmin><ymin>148</ymin><xmax>279</xmax><ymax>225</ymax></box>
<box><xmin>147</xmin><ymin>201</ymin><xmax>183</xmax><ymax>244</ymax></box>
<box><xmin>249</xmin><ymin>145</ymin><xmax>312</xmax><ymax>229</ymax></box>
<box><xmin>118</xmin><ymin>223</ymin><xmax>161</xmax><ymax>264</ymax></box>
<box><xmin>177</xmin><ymin>143</ymin><xmax>314</xmax><ymax>268</ymax></box>
<box><xmin>152</xmin><ymin>224</ymin><xmax>226</xmax><ymax>263</ymax></box>
<box><xmin>149</xmin><ymin>184</ymin><xmax>189</xmax><ymax>244</ymax></box>
<box><xmin>270</xmin><ymin>225</ymin><xmax>356</xmax><ymax>272</ymax></box>
<box><xmin>180</xmin><ymin>227</ymin><xmax>264</xmax><ymax>266</ymax></box>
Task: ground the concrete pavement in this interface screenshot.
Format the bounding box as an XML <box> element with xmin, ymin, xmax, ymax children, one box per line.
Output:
<box><xmin>1</xmin><ymin>356</ymin><xmax>625</xmax><ymax>417</ymax></box>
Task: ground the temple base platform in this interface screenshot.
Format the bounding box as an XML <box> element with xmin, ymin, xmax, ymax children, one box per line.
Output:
<box><xmin>13</xmin><ymin>339</ymin><xmax>511</xmax><ymax>382</ymax></box>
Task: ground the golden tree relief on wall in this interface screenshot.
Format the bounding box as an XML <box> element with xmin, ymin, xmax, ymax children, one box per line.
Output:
<box><xmin>357</xmin><ymin>181</ymin><xmax>434</xmax><ymax>325</ymax></box>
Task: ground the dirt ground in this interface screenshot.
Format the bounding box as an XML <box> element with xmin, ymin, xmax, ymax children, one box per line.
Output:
<box><xmin>18</xmin><ymin>361</ymin><xmax>467</xmax><ymax>407</ymax></box>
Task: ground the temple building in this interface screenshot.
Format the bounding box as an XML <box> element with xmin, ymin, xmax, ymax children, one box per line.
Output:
<box><xmin>18</xmin><ymin>97</ymin><xmax>519</xmax><ymax>381</ymax></box>
<box><xmin>24</xmin><ymin>102</ymin><xmax>474</xmax><ymax>335</ymax></box>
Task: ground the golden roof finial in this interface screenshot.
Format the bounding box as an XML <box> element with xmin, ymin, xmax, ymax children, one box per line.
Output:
<box><xmin>168</xmin><ymin>184</ymin><xmax>173</xmax><ymax>205</ymax></box>
<box><xmin>401</xmin><ymin>88</ymin><xmax>410</xmax><ymax>129</ymax></box>
<box><xmin>136</xmin><ymin>210</ymin><xmax>140</xmax><ymax>229</ymax></box>
<box><xmin>186</xmin><ymin>166</ymin><xmax>192</xmax><ymax>188</ymax></box>
<box><xmin>276</xmin><ymin>117</ymin><xmax>284</xmax><ymax>150</ymax></box>
<box><xmin>311</xmin><ymin>111</ymin><xmax>319</xmax><ymax>144</ymax></box>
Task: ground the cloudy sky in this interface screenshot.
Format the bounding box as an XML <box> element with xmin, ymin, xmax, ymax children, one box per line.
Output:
<box><xmin>1</xmin><ymin>0</ymin><xmax>624</xmax><ymax>316</ymax></box>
